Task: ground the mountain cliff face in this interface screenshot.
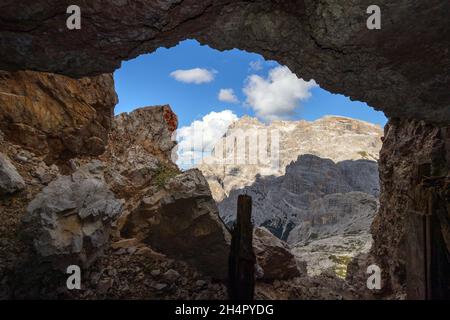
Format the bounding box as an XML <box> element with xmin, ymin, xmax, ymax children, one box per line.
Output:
<box><xmin>199</xmin><ymin>115</ymin><xmax>382</xmax><ymax>201</ymax></box>
<box><xmin>199</xmin><ymin>116</ymin><xmax>383</xmax><ymax>276</ymax></box>
<box><xmin>217</xmin><ymin>155</ymin><xmax>379</xmax><ymax>241</ymax></box>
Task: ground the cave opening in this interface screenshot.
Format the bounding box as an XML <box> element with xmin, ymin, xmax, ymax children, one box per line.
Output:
<box><xmin>113</xmin><ymin>39</ymin><xmax>387</xmax><ymax>286</ymax></box>
<box><xmin>0</xmin><ymin>1</ymin><xmax>448</xmax><ymax>300</ymax></box>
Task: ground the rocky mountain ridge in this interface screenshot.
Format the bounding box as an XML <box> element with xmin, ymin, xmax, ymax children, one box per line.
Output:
<box><xmin>199</xmin><ymin>115</ymin><xmax>382</xmax><ymax>201</ymax></box>
<box><xmin>199</xmin><ymin>115</ymin><xmax>383</xmax><ymax>277</ymax></box>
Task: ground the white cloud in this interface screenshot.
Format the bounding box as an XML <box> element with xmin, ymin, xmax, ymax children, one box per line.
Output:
<box><xmin>243</xmin><ymin>66</ymin><xmax>317</xmax><ymax>121</ymax></box>
<box><xmin>249</xmin><ymin>60</ymin><xmax>263</xmax><ymax>71</ymax></box>
<box><xmin>176</xmin><ymin>110</ymin><xmax>238</xmax><ymax>168</ymax></box>
<box><xmin>170</xmin><ymin>68</ymin><xmax>215</xmax><ymax>84</ymax></box>
<box><xmin>218</xmin><ymin>88</ymin><xmax>239</xmax><ymax>103</ymax></box>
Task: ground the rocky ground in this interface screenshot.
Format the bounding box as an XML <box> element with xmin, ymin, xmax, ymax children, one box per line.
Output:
<box><xmin>291</xmin><ymin>233</ymin><xmax>372</xmax><ymax>278</ymax></box>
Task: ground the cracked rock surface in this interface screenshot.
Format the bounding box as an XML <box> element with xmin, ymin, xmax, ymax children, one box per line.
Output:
<box><xmin>0</xmin><ymin>152</ymin><xmax>25</xmax><ymax>195</ymax></box>
<box><xmin>23</xmin><ymin>162</ymin><xmax>124</xmax><ymax>268</ymax></box>
<box><xmin>0</xmin><ymin>0</ymin><xmax>449</xmax><ymax>124</ymax></box>
<box><xmin>0</xmin><ymin>70</ymin><xmax>117</xmax><ymax>163</ymax></box>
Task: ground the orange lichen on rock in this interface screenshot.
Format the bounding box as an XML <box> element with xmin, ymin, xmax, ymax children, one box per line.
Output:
<box><xmin>163</xmin><ymin>106</ymin><xmax>178</xmax><ymax>133</ymax></box>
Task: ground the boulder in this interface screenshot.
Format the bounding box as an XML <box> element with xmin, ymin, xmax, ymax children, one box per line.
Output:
<box><xmin>253</xmin><ymin>227</ymin><xmax>304</xmax><ymax>280</ymax></box>
<box><xmin>23</xmin><ymin>163</ymin><xmax>123</xmax><ymax>268</ymax></box>
<box><xmin>121</xmin><ymin>169</ymin><xmax>231</xmax><ymax>280</ymax></box>
<box><xmin>0</xmin><ymin>70</ymin><xmax>117</xmax><ymax>163</ymax></box>
<box><xmin>106</xmin><ymin>105</ymin><xmax>178</xmax><ymax>168</ymax></box>
<box><xmin>0</xmin><ymin>152</ymin><xmax>25</xmax><ymax>195</ymax></box>
<box><xmin>101</xmin><ymin>105</ymin><xmax>179</xmax><ymax>196</ymax></box>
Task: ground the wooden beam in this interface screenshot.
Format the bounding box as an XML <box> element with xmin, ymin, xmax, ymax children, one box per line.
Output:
<box><xmin>228</xmin><ymin>195</ymin><xmax>256</xmax><ymax>300</ymax></box>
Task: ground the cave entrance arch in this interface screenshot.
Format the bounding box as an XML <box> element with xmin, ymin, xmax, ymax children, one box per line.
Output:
<box><xmin>113</xmin><ymin>38</ymin><xmax>386</xmax><ymax>285</ymax></box>
<box><xmin>0</xmin><ymin>0</ymin><xmax>448</xmax><ymax>299</ymax></box>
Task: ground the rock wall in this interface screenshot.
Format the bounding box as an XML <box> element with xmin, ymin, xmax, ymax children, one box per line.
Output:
<box><xmin>217</xmin><ymin>154</ymin><xmax>379</xmax><ymax>241</ymax></box>
<box><xmin>1</xmin><ymin>1</ymin><xmax>449</xmax><ymax>124</ymax></box>
<box><xmin>288</xmin><ymin>191</ymin><xmax>378</xmax><ymax>246</ymax></box>
<box><xmin>361</xmin><ymin>118</ymin><xmax>450</xmax><ymax>297</ymax></box>
<box><xmin>200</xmin><ymin>115</ymin><xmax>382</xmax><ymax>204</ymax></box>
<box><xmin>0</xmin><ymin>70</ymin><xmax>117</xmax><ymax>164</ymax></box>
<box><xmin>200</xmin><ymin>116</ymin><xmax>382</xmax><ymax>280</ymax></box>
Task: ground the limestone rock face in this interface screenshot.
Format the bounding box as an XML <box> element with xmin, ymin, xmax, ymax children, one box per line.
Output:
<box><xmin>369</xmin><ymin>119</ymin><xmax>450</xmax><ymax>295</ymax></box>
<box><xmin>121</xmin><ymin>169</ymin><xmax>231</xmax><ymax>280</ymax></box>
<box><xmin>1</xmin><ymin>1</ymin><xmax>448</xmax><ymax>124</ymax></box>
<box><xmin>0</xmin><ymin>70</ymin><xmax>117</xmax><ymax>163</ymax></box>
<box><xmin>23</xmin><ymin>163</ymin><xmax>123</xmax><ymax>268</ymax></box>
<box><xmin>216</xmin><ymin>155</ymin><xmax>379</xmax><ymax>278</ymax></box>
<box><xmin>253</xmin><ymin>227</ymin><xmax>304</xmax><ymax>280</ymax></box>
<box><xmin>101</xmin><ymin>105</ymin><xmax>179</xmax><ymax>196</ymax></box>
<box><xmin>216</xmin><ymin>154</ymin><xmax>379</xmax><ymax>241</ymax></box>
<box><xmin>0</xmin><ymin>152</ymin><xmax>25</xmax><ymax>195</ymax></box>
<box><xmin>337</xmin><ymin>160</ymin><xmax>380</xmax><ymax>197</ymax></box>
<box><xmin>200</xmin><ymin>116</ymin><xmax>382</xmax><ymax>204</ymax></box>
<box><xmin>287</xmin><ymin>191</ymin><xmax>378</xmax><ymax>278</ymax></box>
<box><xmin>107</xmin><ymin>105</ymin><xmax>178</xmax><ymax>167</ymax></box>
<box><xmin>100</xmin><ymin>106</ymin><xmax>231</xmax><ymax>280</ymax></box>
<box><xmin>288</xmin><ymin>192</ymin><xmax>379</xmax><ymax>246</ymax></box>
<box><xmin>200</xmin><ymin>116</ymin><xmax>382</xmax><ymax>279</ymax></box>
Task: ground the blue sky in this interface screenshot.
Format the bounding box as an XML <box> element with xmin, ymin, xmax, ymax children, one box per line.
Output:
<box><xmin>114</xmin><ymin>39</ymin><xmax>387</xmax><ymax>128</ymax></box>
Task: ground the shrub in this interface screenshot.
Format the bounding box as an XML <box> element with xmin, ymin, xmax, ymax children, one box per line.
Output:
<box><xmin>153</xmin><ymin>164</ymin><xmax>180</xmax><ymax>189</ymax></box>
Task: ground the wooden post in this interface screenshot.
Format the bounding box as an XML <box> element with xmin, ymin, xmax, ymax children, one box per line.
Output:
<box><xmin>406</xmin><ymin>163</ymin><xmax>431</xmax><ymax>299</ymax></box>
<box><xmin>228</xmin><ymin>195</ymin><xmax>256</xmax><ymax>300</ymax></box>
<box><xmin>407</xmin><ymin>161</ymin><xmax>450</xmax><ymax>299</ymax></box>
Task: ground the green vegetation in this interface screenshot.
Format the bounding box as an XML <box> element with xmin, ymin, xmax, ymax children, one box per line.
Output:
<box><xmin>357</xmin><ymin>150</ymin><xmax>369</xmax><ymax>159</ymax></box>
<box><xmin>328</xmin><ymin>254</ymin><xmax>353</xmax><ymax>279</ymax></box>
<box><xmin>153</xmin><ymin>163</ymin><xmax>180</xmax><ymax>189</ymax></box>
